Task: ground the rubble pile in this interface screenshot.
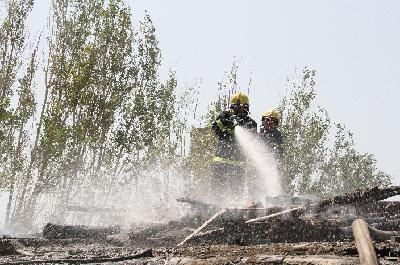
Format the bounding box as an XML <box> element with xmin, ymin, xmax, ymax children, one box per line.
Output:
<box><xmin>128</xmin><ymin>186</ymin><xmax>400</xmax><ymax>248</ymax></box>
<box><xmin>2</xmin><ymin>186</ymin><xmax>400</xmax><ymax>264</ymax></box>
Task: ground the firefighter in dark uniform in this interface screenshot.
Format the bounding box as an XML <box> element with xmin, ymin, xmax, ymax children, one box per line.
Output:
<box><xmin>259</xmin><ymin>108</ymin><xmax>283</xmax><ymax>160</ymax></box>
<box><xmin>211</xmin><ymin>92</ymin><xmax>257</xmax><ymax>205</ymax></box>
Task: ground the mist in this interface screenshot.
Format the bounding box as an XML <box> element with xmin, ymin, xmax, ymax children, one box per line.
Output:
<box><xmin>235</xmin><ymin>126</ymin><xmax>283</xmax><ymax>204</ymax></box>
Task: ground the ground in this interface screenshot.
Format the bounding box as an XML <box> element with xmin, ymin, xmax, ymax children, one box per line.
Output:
<box><xmin>1</xmin><ymin>237</ymin><xmax>400</xmax><ymax>264</ymax></box>
<box><xmin>3</xmin><ymin>187</ymin><xmax>400</xmax><ymax>264</ymax></box>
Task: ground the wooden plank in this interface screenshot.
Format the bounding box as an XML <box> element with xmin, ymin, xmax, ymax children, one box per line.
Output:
<box><xmin>176</xmin><ymin>197</ymin><xmax>218</xmax><ymax>209</ymax></box>
<box><xmin>177</xmin><ymin>209</ymin><xmax>226</xmax><ymax>246</ymax></box>
<box><xmin>352</xmin><ymin>218</ymin><xmax>378</xmax><ymax>265</ymax></box>
<box><xmin>245</xmin><ymin>207</ymin><xmax>304</xmax><ymax>223</ymax></box>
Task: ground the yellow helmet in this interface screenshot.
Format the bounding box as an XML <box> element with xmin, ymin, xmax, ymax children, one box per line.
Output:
<box><xmin>262</xmin><ymin>108</ymin><xmax>281</xmax><ymax>124</ymax></box>
<box><xmin>230</xmin><ymin>92</ymin><xmax>249</xmax><ymax>105</ymax></box>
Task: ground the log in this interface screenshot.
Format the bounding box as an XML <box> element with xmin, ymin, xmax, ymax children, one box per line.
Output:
<box><xmin>6</xmin><ymin>249</ymin><xmax>152</xmax><ymax>265</ymax></box>
<box><xmin>177</xmin><ymin>208</ymin><xmax>226</xmax><ymax>246</ymax></box>
<box><xmin>352</xmin><ymin>219</ymin><xmax>378</xmax><ymax>265</ymax></box>
<box><xmin>316</xmin><ymin>186</ymin><xmax>400</xmax><ymax>213</ymax></box>
<box><xmin>0</xmin><ymin>240</ymin><xmax>19</xmax><ymax>255</ymax></box>
<box><xmin>242</xmin><ymin>186</ymin><xmax>400</xmax><ymax>224</ymax></box>
<box><xmin>367</xmin><ymin>224</ymin><xmax>400</xmax><ymax>242</ymax></box>
<box><xmin>245</xmin><ymin>207</ymin><xmax>305</xmax><ymax>223</ymax></box>
<box><xmin>43</xmin><ymin>223</ymin><xmax>120</xmax><ymax>240</ymax></box>
<box><xmin>66</xmin><ymin>205</ymin><xmax>127</xmax><ymax>212</ymax></box>
<box><xmin>191</xmin><ymin>228</ymin><xmax>225</xmax><ymax>239</ymax></box>
<box><xmin>176</xmin><ymin>197</ymin><xmax>219</xmax><ymax>209</ymax></box>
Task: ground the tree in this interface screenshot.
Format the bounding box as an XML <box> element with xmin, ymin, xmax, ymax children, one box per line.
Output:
<box><xmin>279</xmin><ymin>68</ymin><xmax>391</xmax><ymax>197</ymax></box>
<box><xmin>5</xmin><ymin>1</ymin><xmax>199</xmax><ymax>228</ymax></box>
<box><xmin>0</xmin><ymin>0</ymin><xmax>35</xmax><ymax>188</ymax></box>
<box><xmin>0</xmin><ymin>0</ymin><xmax>37</xmax><ymax>225</ymax></box>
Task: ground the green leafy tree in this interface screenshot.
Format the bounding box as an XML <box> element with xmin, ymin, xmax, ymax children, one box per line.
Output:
<box><xmin>16</xmin><ymin>0</ymin><xmax>140</xmax><ymax>220</ymax></box>
<box><xmin>6</xmin><ymin>1</ymin><xmax>199</xmax><ymax>227</ymax></box>
<box><xmin>0</xmin><ymin>0</ymin><xmax>34</xmax><ymax>188</ymax></box>
<box><xmin>0</xmin><ymin>0</ymin><xmax>37</xmax><ymax>225</ymax></box>
<box><xmin>279</xmin><ymin>68</ymin><xmax>391</xmax><ymax>197</ymax></box>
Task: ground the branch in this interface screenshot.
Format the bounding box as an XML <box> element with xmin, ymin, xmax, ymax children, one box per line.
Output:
<box><xmin>7</xmin><ymin>249</ymin><xmax>152</xmax><ymax>265</ymax></box>
<box><xmin>177</xmin><ymin>209</ymin><xmax>226</xmax><ymax>246</ymax></box>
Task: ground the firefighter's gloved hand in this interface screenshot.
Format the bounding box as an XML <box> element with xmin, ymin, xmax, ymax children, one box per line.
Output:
<box><xmin>232</xmin><ymin>118</ymin><xmax>239</xmax><ymax>127</ymax></box>
<box><xmin>232</xmin><ymin>115</ymin><xmax>244</xmax><ymax>127</ymax></box>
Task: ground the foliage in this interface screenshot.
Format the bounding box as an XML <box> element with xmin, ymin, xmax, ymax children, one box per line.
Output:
<box><xmin>1</xmin><ymin>0</ymin><xmax>198</xmax><ymax>227</ymax></box>
<box><xmin>279</xmin><ymin>68</ymin><xmax>391</xmax><ymax>196</ymax></box>
<box><xmin>0</xmin><ymin>0</ymin><xmax>35</xmax><ymax>189</ymax></box>
<box><xmin>203</xmin><ymin>60</ymin><xmax>241</xmax><ymax>126</ymax></box>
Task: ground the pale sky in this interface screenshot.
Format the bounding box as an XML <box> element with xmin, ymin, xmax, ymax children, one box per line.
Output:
<box><xmin>26</xmin><ymin>0</ymin><xmax>400</xmax><ymax>182</ymax></box>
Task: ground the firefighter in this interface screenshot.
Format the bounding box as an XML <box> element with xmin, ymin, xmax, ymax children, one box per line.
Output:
<box><xmin>259</xmin><ymin>108</ymin><xmax>283</xmax><ymax>159</ymax></box>
<box><xmin>211</xmin><ymin>92</ymin><xmax>257</xmax><ymax>205</ymax></box>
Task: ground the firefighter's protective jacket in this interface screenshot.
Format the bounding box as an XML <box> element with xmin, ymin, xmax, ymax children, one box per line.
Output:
<box><xmin>259</xmin><ymin>127</ymin><xmax>283</xmax><ymax>159</ymax></box>
<box><xmin>211</xmin><ymin>110</ymin><xmax>257</xmax><ymax>163</ymax></box>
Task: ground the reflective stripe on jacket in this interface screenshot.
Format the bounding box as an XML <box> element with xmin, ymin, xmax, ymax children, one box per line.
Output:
<box><xmin>213</xmin><ymin>156</ymin><xmax>244</xmax><ymax>166</ymax></box>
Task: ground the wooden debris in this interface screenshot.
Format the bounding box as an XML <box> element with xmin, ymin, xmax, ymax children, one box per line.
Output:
<box><xmin>245</xmin><ymin>207</ymin><xmax>304</xmax><ymax>223</ymax></box>
<box><xmin>66</xmin><ymin>205</ymin><xmax>127</xmax><ymax>212</ymax></box>
<box><xmin>177</xmin><ymin>209</ymin><xmax>226</xmax><ymax>246</ymax></box>
<box><xmin>6</xmin><ymin>249</ymin><xmax>152</xmax><ymax>265</ymax></box>
<box><xmin>391</xmin><ymin>236</ymin><xmax>400</xmax><ymax>243</ymax></box>
<box><xmin>43</xmin><ymin>223</ymin><xmax>120</xmax><ymax>240</ymax></box>
<box><xmin>0</xmin><ymin>240</ymin><xmax>19</xmax><ymax>256</ymax></box>
<box><xmin>367</xmin><ymin>225</ymin><xmax>400</xmax><ymax>242</ymax></box>
<box><xmin>352</xmin><ymin>219</ymin><xmax>378</xmax><ymax>265</ymax></box>
<box><xmin>191</xmin><ymin>228</ymin><xmax>225</xmax><ymax>240</ymax></box>
<box><xmin>132</xmin><ymin>186</ymin><xmax>400</xmax><ymax>247</ymax></box>
<box><xmin>316</xmin><ymin>186</ymin><xmax>400</xmax><ymax>213</ymax></box>
<box><xmin>244</xmin><ymin>186</ymin><xmax>400</xmax><ymax>224</ymax></box>
<box><xmin>176</xmin><ymin>197</ymin><xmax>219</xmax><ymax>209</ymax></box>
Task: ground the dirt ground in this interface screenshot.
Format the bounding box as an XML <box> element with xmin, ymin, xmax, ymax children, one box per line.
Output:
<box><xmin>1</xmin><ymin>236</ymin><xmax>400</xmax><ymax>264</ymax></box>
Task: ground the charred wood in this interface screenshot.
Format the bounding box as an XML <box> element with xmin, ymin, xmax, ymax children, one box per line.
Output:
<box><xmin>189</xmin><ymin>218</ymin><xmax>349</xmax><ymax>246</ymax></box>
<box><xmin>66</xmin><ymin>205</ymin><xmax>128</xmax><ymax>212</ymax></box>
<box><xmin>5</xmin><ymin>248</ymin><xmax>152</xmax><ymax>264</ymax></box>
<box><xmin>128</xmin><ymin>215</ymin><xmax>210</xmax><ymax>247</ymax></box>
<box><xmin>315</xmin><ymin>186</ymin><xmax>400</xmax><ymax>213</ymax></box>
<box><xmin>245</xmin><ymin>207</ymin><xmax>304</xmax><ymax>223</ymax></box>
<box><xmin>177</xmin><ymin>209</ymin><xmax>226</xmax><ymax>246</ymax></box>
<box><xmin>367</xmin><ymin>225</ymin><xmax>400</xmax><ymax>242</ymax></box>
<box><xmin>0</xmin><ymin>240</ymin><xmax>19</xmax><ymax>255</ymax></box>
<box><xmin>176</xmin><ymin>197</ymin><xmax>218</xmax><ymax>209</ymax></box>
<box><xmin>43</xmin><ymin>223</ymin><xmax>120</xmax><ymax>240</ymax></box>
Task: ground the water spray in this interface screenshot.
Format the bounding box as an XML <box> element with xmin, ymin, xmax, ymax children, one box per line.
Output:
<box><xmin>234</xmin><ymin>126</ymin><xmax>283</xmax><ymax>204</ymax></box>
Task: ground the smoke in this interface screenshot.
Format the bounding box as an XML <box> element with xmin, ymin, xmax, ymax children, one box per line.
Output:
<box><xmin>234</xmin><ymin>126</ymin><xmax>283</xmax><ymax>203</ymax></box>
<box><xmin>6</xmin><ymin>163</ymin><xmax>191</xmax><ymax>233</ymax></box>
<box><xmin>70</xmin><ymin>166</ymin><xmax>187</xmax><ymax>227</ymax></box>
<box><xmin>3</xmin><ymin>127</ymin><xmax>283</xmax><ymax>234</ymax></box>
